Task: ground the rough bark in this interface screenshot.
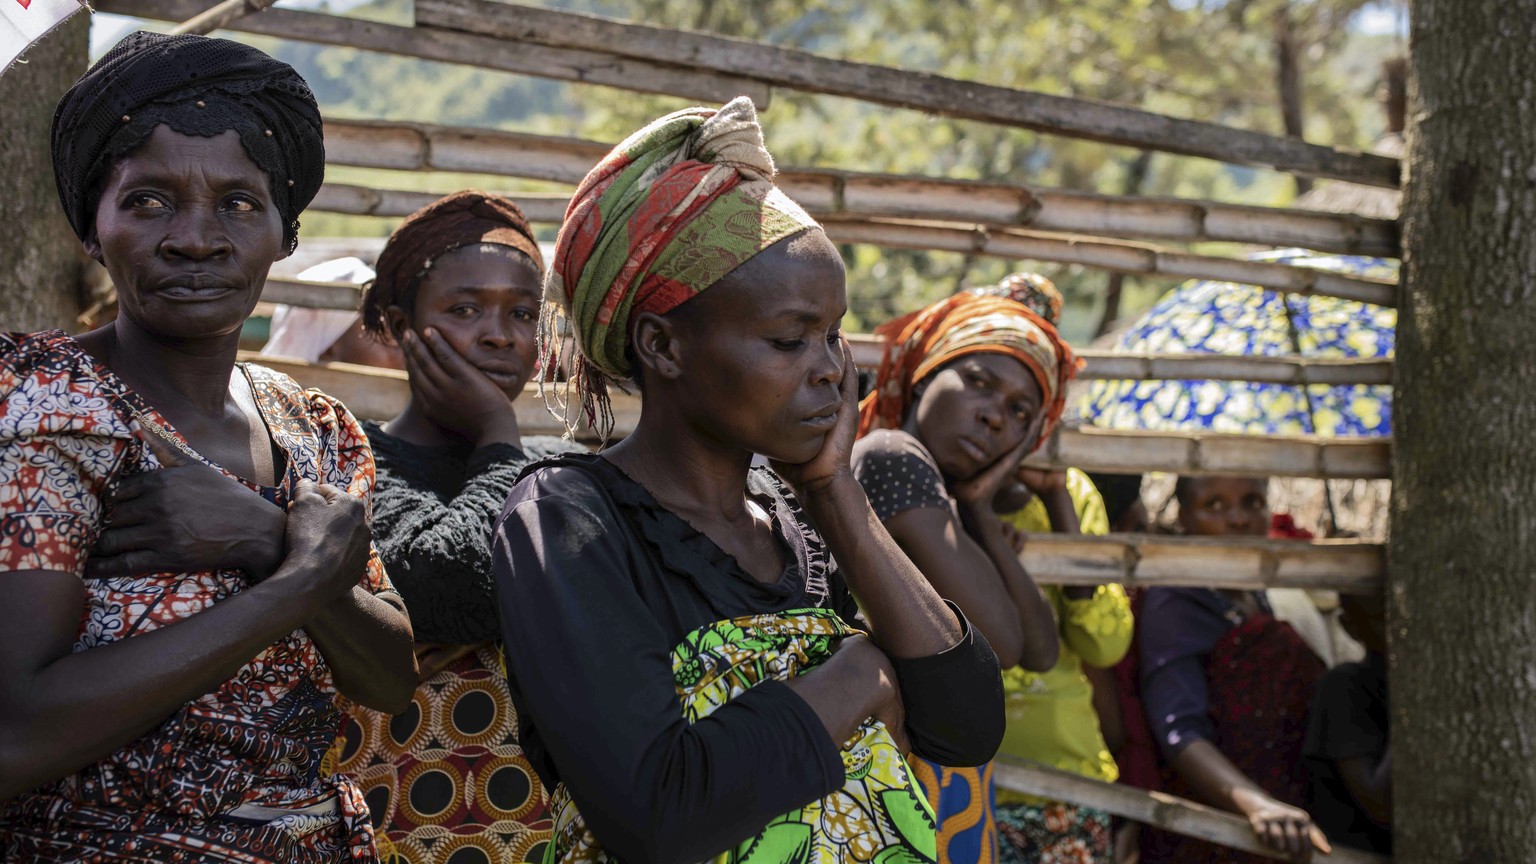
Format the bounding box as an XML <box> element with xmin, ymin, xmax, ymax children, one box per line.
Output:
<box><xmin>1395</xmin><ymin>1</ymin><xmax>1536</xmax><ymax>860</ymax></box>
<box><xmin>0</xmin><ymin>16</ymin><xmax>88</xmax><ymax>333</ymax></box>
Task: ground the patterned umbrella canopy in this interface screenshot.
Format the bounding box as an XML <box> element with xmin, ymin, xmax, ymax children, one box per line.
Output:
<box><xmin>1079</xmin><ymin>251</ymin><xmax>1397</xmax><ymax>437</ymax></box>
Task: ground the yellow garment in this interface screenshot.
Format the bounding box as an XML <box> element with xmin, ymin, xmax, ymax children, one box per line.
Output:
<box><xmin>996</xmin><ymin>469</ymin><xmax>1133</xmax><ymax>805</ymax></box>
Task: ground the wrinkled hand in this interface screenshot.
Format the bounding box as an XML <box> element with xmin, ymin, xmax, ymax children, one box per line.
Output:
<box><xmin>1244</xmin><ymin>794</ymin><xmax>1330</xmax><ymax>862</ymax></box>
<box><xmin>771</xmin><ymin>337</ymin><xmax>859</xmax><ymax>494</ymax></box>
<box><xmin>414</xmin><ymin>642</ymin><xmax>481</xmax><ymax>684</ymax></box>
<box><xmin>88</xmin><ymin>434</ymin><xmax>285</xmax><ymax>580</ymax></box>
<box><xmin>281</xmin><ymin>480</ymin><xmax>373</xmax><ymax>598</ymax></box>
<box><xmin>402</xmin><ymin>328</ymin><xmax>521</xmax><ymax>447</ymax></box>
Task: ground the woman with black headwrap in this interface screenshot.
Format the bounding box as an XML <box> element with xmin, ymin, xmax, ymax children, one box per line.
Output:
<box><xmin>0</xmin><ymin>32</ymin><xmax>416</xmax><ymax>863</ymax></box>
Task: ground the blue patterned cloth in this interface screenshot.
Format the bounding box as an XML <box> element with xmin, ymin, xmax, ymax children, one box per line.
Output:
<box><xmin>1080</xmin><ymin>251</ymin><xmax>1396</xmax><ymax>436</ymax></box>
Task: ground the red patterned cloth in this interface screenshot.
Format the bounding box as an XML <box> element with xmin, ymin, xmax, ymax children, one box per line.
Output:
<box><xmin>0</xmin><ymin>330</ymin><xmax>391</xmax><ymax>863</ymax></box>
<box><xmin>1137</xmin><ymin>613</ymin><xmax>1325</xmax><ymax>864</ymax></box>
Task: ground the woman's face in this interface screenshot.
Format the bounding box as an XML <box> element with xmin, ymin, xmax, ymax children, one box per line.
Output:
<box><xmin>651</xmin><ymin>231</ymin><xmax>848</xmax><ymax>465</ymax></box>
<box><xmin>87</xmin><ymin>125</ymin><xmax>284</xmax><ymax>341</ymax></box>
<box><xmin>390</xmin><ymin>244</ymin><xmax>542</xmax><ymax>399</ymax></box>
<box><xmin>908</xmin><ymin>354</ymin><xmax>1044</xmax><ymax>481</ymax></box>
<box><xmin>1178</xmin><ymin>476</ymin><xmax>1270</xmax><ymax>537</ymax></box>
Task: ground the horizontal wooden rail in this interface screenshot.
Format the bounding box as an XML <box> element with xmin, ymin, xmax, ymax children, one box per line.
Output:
<box><xmin>1024</xmin><ymin>534</ymin><xmax>1382</xmax><ymax>593</ymax></box>
<box><xmin>251</xmin><ymin>292</ymin><xmax>1392</xmax><ymax>386</ymax></box>
<box><xmin>1030</xmin><ymin>425</ymin><xmax>1390</xmax><ymax>480</ymax></box>
<box><xmin>844</xmin><ymin>334</ymin><xmax>1392</xmax><ymax>385</ymax></box>
<box><xmin>306</xmin><ymin>182</ymin><xmax>1397</xmax><ymax>306</ymax></box>
<box><xmin>417</xmin><ymin>0</ymin><xmax>1400</xmax><ymax>187</ymax></box>
<box><xmin>830</xmin><ymin>220</ymin><xmax>1398</xmax><ymax>307</ymax></box>
<box><xmin>993</xmin><ymin>760</ymin><xmax>1389</xmax><ymax>862</ymax></box>
<box><xmin>248</xmin><ymin>355</ymin><xmax>1390</xmax><ymax>479</ymax></box>
<box><xmin>94</xmin><ymin>0</ymin><xmax>771</xmax><ymax>105</ymax></box>
<box><xmin>318</xmin><ymin>119</ymin><xmax>1399</xmax><ymax>257</ymax></box>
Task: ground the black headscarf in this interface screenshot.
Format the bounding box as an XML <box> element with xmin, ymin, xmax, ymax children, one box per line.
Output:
<box><xmin>51</xmin><ymin>31</ymin><xmax>325</xmax><ymax>253</ymax></box>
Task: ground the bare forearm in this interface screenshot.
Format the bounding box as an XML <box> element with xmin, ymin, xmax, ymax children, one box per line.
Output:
<box><xmin>1171</xmin><ymin>739</ymin><xmax>1271</xmax><ymax>815</ymax></box>
<box><xmin>0</xmin><ymin>566</ymin><xmax>332</xmax><ymax>800</ymax></box>
<box><xmin>800</xmin><ymin>473</ymin><xmax>960</xmax><ymax>658</ymax></box>
<box><xmin>305</xmin><ymin>588</ymin><xmax>417</xmax><ymax>713</ymax></box>
<box><xmin>962</xmin><ymin>506</ymin><xmax>1059</xmax><ymax>671</ymax></box>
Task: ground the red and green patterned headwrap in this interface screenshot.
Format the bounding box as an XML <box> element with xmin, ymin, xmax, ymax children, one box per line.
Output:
<box><xmin>540</xmin><ymin>96</ymin><xmax>820</xmax><ymax>438</ymax></box>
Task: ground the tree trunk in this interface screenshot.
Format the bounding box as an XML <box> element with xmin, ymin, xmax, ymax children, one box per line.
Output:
<box><xmin>0</xmin><ymin>16</ymin><xmax>89</xmax><ymax>333</ymax></box>
<box><xmin>1274</xmin><ymin>8</ymin><xmax>1312</xmax><ymax>196</ymax></box>
<box><xmin>1395</xmin><ymin>1</ymin><xmax>1536</xmax><ymax>860</ymax></box>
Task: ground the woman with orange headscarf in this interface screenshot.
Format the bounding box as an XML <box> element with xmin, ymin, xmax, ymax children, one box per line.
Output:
<box><xmin>854</xmin><ymin>290</ymin><xmax>1121</xmax><ymax>864</ymax></box>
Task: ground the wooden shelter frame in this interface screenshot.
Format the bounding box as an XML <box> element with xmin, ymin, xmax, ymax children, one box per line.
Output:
<box><xmin>114</xmin><ymin>1</ymin><xmax>1405</xmax><ymax>857</ymax></box>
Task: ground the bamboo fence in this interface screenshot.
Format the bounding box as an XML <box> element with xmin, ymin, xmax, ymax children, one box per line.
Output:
<box><xmin>96</xmin><ymin>0</ymin><xmax>772</xmax><ymax>105</ymax></box>
<box><xmin>307</xmin><ymin>180</ymin><xmax>1397</xmax><ymax>306</ymax></box>
<box><xmin>248</xmin><ymin>354</ymin><xmax>1390</xmax><ymax>481</ymax></box>
<box><xmin>993</xmin><ymin>761</ymin><xmax>1389</xmax><ymax>863</ymax></box>
<box><xmin>416</xmin><ymin>0</ymin><xmax>1399</xmax><ymax>186</ymax></box>
<box><xmin>315</xmin><ymin>120</ymin><xmax>1399</xmax><ymax>258</ymax></box>
<box><xmin>252</xmin><ymin>283</ymin><xmax>1393</xmax><ymax>385</ymax></box>
<box><xmin>244</xmin><ymin>352</ymin><xmax>1385</xmax><ymax>592</ymax></box>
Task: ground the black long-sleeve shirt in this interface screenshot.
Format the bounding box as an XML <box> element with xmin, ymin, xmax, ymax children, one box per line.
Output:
<box><xmin>363</xmin><ymin>421</ymin><xmax>577</xmax><ymax>644</ymax></box>
<box><xmin>492</xmin><ymin>453</ymin><xmax>1003</xmax><ymax>864</ymax></box>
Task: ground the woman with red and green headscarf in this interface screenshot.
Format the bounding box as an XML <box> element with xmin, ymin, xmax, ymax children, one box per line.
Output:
<box><xmin>491</xmin><ymin>97</ymin><xmax>1004</xmax><ymax>864</ymax></box>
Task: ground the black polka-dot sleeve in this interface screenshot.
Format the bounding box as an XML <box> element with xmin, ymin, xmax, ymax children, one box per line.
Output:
<box><xmin>851</xmin><ymin>429</ymin><xmax>953</xmax><ymax>523</ymax></box>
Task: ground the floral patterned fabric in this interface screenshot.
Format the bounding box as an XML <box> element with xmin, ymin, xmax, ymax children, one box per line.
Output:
<box><xmin>544</xmin><ymin>609</ymin><xmax>937</xmax><ymax>864</ymax></box>
<box><xmin>994</xmin><ymin>802</ymin><xmax>1110</xmax><ymax>864</ymax></box>
<box><xmin>0</xmin><ymin>329</ymin><xmax>391</xmax><ymax>863</ymax></box>
<box><xmin>1080</xmin><ymin>251</ymin><xmax>1396</xmax><ymax>436</ymax></box>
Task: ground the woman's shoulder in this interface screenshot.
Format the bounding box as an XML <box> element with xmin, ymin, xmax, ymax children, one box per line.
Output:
<box><xmin>852</xmin><ymin>427</ymin><xmax>932</xmax><ymax>461</ymax></box>
<box><xmin>0</xmin><ymin>330</ymin><xmax>134</xmax><ymax>438</ymax></box>
<box><xmin>510</xmin><ymin>452</ymin><xmax>620</xmax><ymax>510</ymax></box>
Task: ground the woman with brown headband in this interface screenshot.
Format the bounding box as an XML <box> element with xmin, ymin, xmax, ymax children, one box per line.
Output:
<box><xmin>0</xmin><ymin>33</ymin><xmax>416</xmax><ymax>862</ymax></box>
<box><xmin>328</xmin><ymin>191</ymin><xmax>579</xmax><ymax>864</ymax></box>
<box><xmin>492</xmin><ymin>97</ymin><xmax>1004</xmax><ymax>864</ymax></box>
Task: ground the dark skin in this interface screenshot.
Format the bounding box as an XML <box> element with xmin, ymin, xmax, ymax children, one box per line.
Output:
<box><xmin>605</xmin><ymin>229</ymin><xmax>971</xmax><ymax>753</ymax></box>
<box><xmin>382</xmin><ymin>243</ymin><xmax>543</xmax><ymax>451</ymax></box>
<box><xmin>320</xmin><ymin>320</ymin><xmax>405</xmax><ymax>370</ymax></box>
<box><xmin>0</xmin><ymin>127</ymin><xmax>418</xmax><ymax>801</ymax></box>
<box><xmin>378</xmin><ymin>242</ymin><xmax>545</xmax><ymax>680</ymax></box>
<box><xmin>874</xmin><ymin>354</ymin><xmax>1059</xmax><ymax>671</ymax></box>
<box><xmin>1333</xmin><ymin>593</ymin><xmax>1391</xmax><ymax>826</ymax></box>
<box><xmin>1169</xmin><ymin>475</ymin><xmax>1330</xmax><ymax>861</ymax></box>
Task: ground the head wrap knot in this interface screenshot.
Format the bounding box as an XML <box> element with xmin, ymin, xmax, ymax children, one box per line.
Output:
<box><xmin>970</xmin><ymin>271</ymin><xmax>1065</xmax><ymax>327</ymax></box>
<box><xmin>362</xmin><ymin>190</ymin><xmax>543</xmax><ymax>336</ymax></box>
<box><xmin>540</xmin><ymin>96</ymin><xmax>820</xmax><ymax>438</ymax></box>
<box><xmin>858</xmin><ymin>293</ymin><xmax>1081</xmax><ymax>452</ymax></box>
<box><xmin>51</xmin><ymin>31</ymin><xmax>324</xmax><ymax>254</ymax></box>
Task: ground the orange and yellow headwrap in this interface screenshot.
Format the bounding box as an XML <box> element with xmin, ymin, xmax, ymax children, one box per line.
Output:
<box><xmin>857</xmin><ymin>293</ymin><xmax>1081</xmax><ymax>450</ymax></box>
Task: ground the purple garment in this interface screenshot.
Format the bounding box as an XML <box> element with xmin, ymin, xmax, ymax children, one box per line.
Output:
<box><xmin>1138</xmin><ymin>587</ymin><xmax>1271</xmax><ymax>757</ymax></box>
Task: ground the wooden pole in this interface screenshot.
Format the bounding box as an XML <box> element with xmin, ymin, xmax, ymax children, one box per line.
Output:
<box><xmin>318</xmin><ymin>120</ymin><xmax>1399</xmax><ymax>257</ymax></box>
<box><xmin>305</xmin><ymin>182</ymin><xmax>1397</xmax><ymax>306</ymax></box>
<box><xmin>93</xmin><ymin>0</ymin><xmax>772</xmax><ymax>106</ymax></box>
<box><xmin>169</xmin><ymin>0</ymin><xmax>280</xmax><ymax>35</ymax></box>
<box><xmin>416</xmin><ymin>0</ymin><xmax>1400</xmax><ymax>187</ymax></box>
<box><xmin>991</xmin><ymin>761</ymin><xmax>1389</xmax><ymax>863</ymax></box>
